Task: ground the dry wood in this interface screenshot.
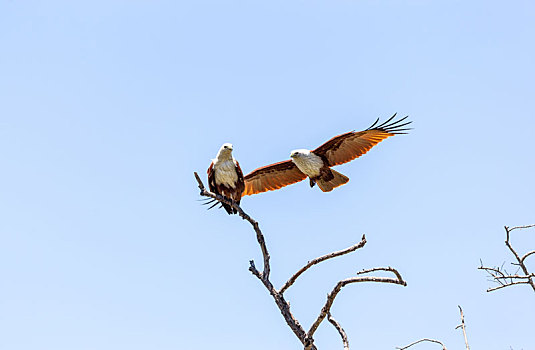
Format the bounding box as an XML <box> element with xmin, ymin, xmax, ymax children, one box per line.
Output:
<box><xmin>396</xmin><ymin>338</ymin><xmax>447</xmax><ymax>350</ymax></box>
<box><xmin>455</xmin><ymin>305</ymin><xmax>470</xmax><ymax>350</ymax></box>
<box><xmin>306</xmin><ymin>267</ymin><xmax>406</xmax><ymax>342</ymax></box>
<box><xmin>195</xmin><ymin>171</ymin><xmax>406</xmax><ymax>349</ymax></box>
<box><xmin>280</xmin><ymin>235</ymin><xmax>367</xmax><ymax>294</ymax></box>
<box><xmin>327</xmin><ymin>312</ymin><xmax>349</xmax><ymax>350</ymax></box>
<box><xmin>479</xmin><ymin>224</ymin><xmax>535</xmax><ymax>293</ymax></box>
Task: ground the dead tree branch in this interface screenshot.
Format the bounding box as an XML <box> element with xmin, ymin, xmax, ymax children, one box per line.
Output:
<box><xmin>396</xmin><ymin>338</ymin><xmax>447</xmax><ymax>350</ymax></box>
<box><xmin>280</xmin><ymin>235</ymin><xmax>367</xmax><ymax>294</ymax></box>
<box><xmin>327</xmin><ymin>312</ymin><xmax>349</xmax><ymax>350</ymax></box>
<box><xmin>455</xmin><ymin>305</ymin><xmax>470</xmax><ymax>350</ymax></box>
<box><xmin>195</xmin><ymin>171</ymin><xmax>407</xmax><ymax>349</ymax></box>
<box><xmin>398</xmin><ymin>305</ymin><xmax>472</xmax><ymax>350</ymax></box>
<box><xmin>479</xmin><ymin>224</ymin><xmax>535</xmax><ymax>293</ymax></box>
<box><xmin>195</xmin><ymin>172</ymin><xmax>310</xmax><ymax>347</ymax></box>
<box><xmin>306</xmin><ymin>267</ymin><xmax>406</xmax><ymax>345</ymax></box>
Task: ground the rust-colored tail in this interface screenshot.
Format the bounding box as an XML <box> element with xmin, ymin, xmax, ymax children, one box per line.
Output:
<box><xmin>316</xmin><ymin>169</ymin><xmax>349</xmax><ymax>192</ymax></box>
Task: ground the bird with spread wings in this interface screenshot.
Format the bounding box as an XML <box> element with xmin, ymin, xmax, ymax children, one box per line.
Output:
<box><xmin>242</xmin><ymin>114</ymin><xmax>411</xmax><ymax>195</ymax></box>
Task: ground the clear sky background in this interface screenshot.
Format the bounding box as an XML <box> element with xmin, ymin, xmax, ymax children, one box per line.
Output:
<box><xmin>1</xmin><ymin>1</ymin><xmax>534</xmax><ymax>349</ymax></box>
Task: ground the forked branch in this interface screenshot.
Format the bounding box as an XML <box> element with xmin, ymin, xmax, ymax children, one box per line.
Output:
<box><xmin>455</xmin><ymin>305</ymin><xmax>470</xmax><ymax>350</ymax></box>
<box><xmin>397</xmin><ymin>305</ymin><xmax>473</xmax><ymax>350</ymax></box>
<box><xmin>195</xmin><ymin>171</ymin><xmax>407</xmax><ymax>350</ymax></box>
<box><xmin>479</xmin><ymin>224</ymin><xmax>535</xmax><ymax>293</ymax></box>
<box><xmin>306</xmin><ymin>266</ymin><xmax>406</xmax><ymax>344</ymax></box>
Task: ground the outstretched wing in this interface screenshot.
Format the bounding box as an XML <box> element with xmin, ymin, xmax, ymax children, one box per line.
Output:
<box><xmin>313</xmin><ymin>114</ymin><xmax>411</xmax><ymax>167</ymax></box>
<box><xmin>243</xmin><ymin>160</ymin><xmax>307</xmax><ymax>196</ymax></box>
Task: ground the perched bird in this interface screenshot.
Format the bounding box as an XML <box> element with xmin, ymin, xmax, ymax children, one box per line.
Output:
<box><xmin>242</xmin><ymin>114</ymin><xmax>411</xmax><ymax>195</ymax></box>
<box><xmin>206</xmin><ymin>143</ymin><xmax>245</xmax><ymax>214</ymax></box>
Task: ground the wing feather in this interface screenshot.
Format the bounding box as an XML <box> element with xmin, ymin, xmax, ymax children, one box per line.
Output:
<box><xmin>313</xmin><ymin>114</ymin><xmax>411</xmax><ymax>167</ymax></box>
<box><xmin>243</xmin><ymin>160</ymin><xmax>307</xmax><ymax>196</ymax></box>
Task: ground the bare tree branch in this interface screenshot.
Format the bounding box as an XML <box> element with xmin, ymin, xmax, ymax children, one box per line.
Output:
<box><xmin>455</xmin><ymin>305</ymin><xmax>470</xmax><ymax>350</ymax></box>
<box><xmin>504</xmin><ymin>225</ymin><xmax>535</xmax><ymax>292</ymax></box>
<box><xmin>327</xmin><ymin>312</ymin><xmax>349</xmax><ymax>350</ymax></box>
<box><xmin>195</xmin><ymin>172</ymin><xmax>316</xmax><ymax>349</ymax></box>
<box><xmin>494</xmin><ymin>274</ymin><xmax>535</xmax><ymax>280</ymax></box>
<box><xmin>485</xmin><ymin>280</ymin><xmax>532</xmax><ymax>292</ymax></box>
<box><xmin>195</xmin><ymin>171</ymin><xmax>407</xmax><ymax>350</ymax></box>
<box><xmin>507</xmin><ymin>224</ymin><xmax>535</xmax><ymax>232</ymax></box>
<box><xmin>279</xmin><ymin>235</ymin><xmax>367</xmax><ymax>294</ymax></box>
<box><xmin>521</xmin><ymin>250</ymin><xmax>535</xmax><ymax>263</ymax></box>
<box><xmin>396</xmin><ymin>338</ymin><xmax>447</xmax><ymax>350</ymax></box>
<box><xmin>479</xmin><ymin>224</ymin><xmax>535</xmax><ymax>293</ymax></box>
<box><xmin>307</xmin><ymin>267</ymin><xmax>406</xmax><ymax>342</ymax></box>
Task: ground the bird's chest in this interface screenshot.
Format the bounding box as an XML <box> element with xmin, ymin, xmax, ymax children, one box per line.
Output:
<box><xmin>292</xmin><ymin>154</ymin><xmax>323</xmax><ymax>177</ymax></box>
<box><xmin>214</xmin><ymin>160</ymin><xmax>238</xmax><ymax>188</ymax></box>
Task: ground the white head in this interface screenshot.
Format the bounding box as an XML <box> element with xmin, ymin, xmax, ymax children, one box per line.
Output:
<box><xmin>290</xmin><ymin>149</ymin><xmax>310</xmax><ymax>159</ymax></box>
<box><xmin>216</xmin><ymin>143</ymin><xmax>234</xmax><ymax>160</ymax></box>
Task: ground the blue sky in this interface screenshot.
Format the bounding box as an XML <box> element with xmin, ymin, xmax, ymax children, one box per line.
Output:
<box><xmin>1</xmin><ymin>1</ymin><xmax>534</xmax><ymax>349</ymax></box>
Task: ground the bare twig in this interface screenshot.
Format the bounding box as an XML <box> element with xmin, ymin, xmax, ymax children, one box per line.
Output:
<box><xmin>455</xmin><ymin>305</ymin><xmax>470</xmax><ymax>350</ymax></box>
<box><xmin>396</xmin><ymin>338</ymin><xmax>447</xmax><ymax>350</ymax></box>
<box><xmin>327</xmin><ymin>312</ymin><xmax>349</xmax><ymax>350</ymax></box>
<box><xmin>521</xmin><ymin>250</ymin><xmax>535</xmax><ymax>263</ymax></box>
<box><xmin>494</xmin><ymin>274</ymin><xmax>535</xmax><ymax>280</ymax></box>
<box><xmin>486</xmin><ymin>280</ymin><xmax>532</xmax><ymax>292</ymax></box>
<box><xmin>307</xmin><ymin>267</ymin><xmax>406</xmax><ymax>342</ymax></box>
<box><xmin>479</xmin><ymin>224</ymin><xmax>535</xmax><ymax>293</ymax></box>
<box><xmin>507</xmin><ymin>224</ymin><xmax>535</xmax><ymax>232</ymax></box>
<box><xmin>280</xmin><ymin>235</ymin><xmax>367</xmax><ymax>294</ymax></box>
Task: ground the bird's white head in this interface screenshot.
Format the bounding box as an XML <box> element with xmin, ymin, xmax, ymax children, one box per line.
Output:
<box><xmin>290</xmin><ymin>149</ymin><xmax>310</xmax><ymax>159</ymax></box>
<box><xmin>216</xmin><ymin>143</ymin><xmax>234</xmax><ymax>160</ymax></box>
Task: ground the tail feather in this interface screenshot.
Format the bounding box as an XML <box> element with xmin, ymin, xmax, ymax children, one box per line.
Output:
<box><xmin>316</xmin><ymin>169</ymin><xmax>349</xmax><ymax>192</ymax></box>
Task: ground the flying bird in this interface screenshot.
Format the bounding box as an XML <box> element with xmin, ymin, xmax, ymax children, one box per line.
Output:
<box><xmin>205</xmin><ymin>143</ymin><xmax>245</xmax><ymax>214</ymax></box>
<box><xmin>242</xmin><ymin>114</ymin><xmax>411</xmax><ymax>195</ymax></box>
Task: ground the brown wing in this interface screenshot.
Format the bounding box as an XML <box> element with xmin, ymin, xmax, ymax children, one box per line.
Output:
<box><xmin>234</xmin><ymin>160</ymin><xmax>245</xmax><ymax>201</ymax></box>
<box><xmin>207</xmin><ymin>162</ymin><xmax>217</xmax><ymax>193</ymax></box>
<box><xmin>243</xmin><ymin>160</ymin><xmax>307</xmax><ymax>196</ymax></box>
<box><xmin>313</xmin><ymin>114</ymin><xmax>411</xmax><ymax>167</ymax></box>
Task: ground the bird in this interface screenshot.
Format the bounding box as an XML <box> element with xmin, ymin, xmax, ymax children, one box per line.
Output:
<box><xmin>242</xmin><ymin>114</ymin><xmax>411</xmax><ymax>195</ymax></box>
<box><xmin>205</xmin><ymin>143</ymin><xmax>245</xmax><ymax>214</ymax></box>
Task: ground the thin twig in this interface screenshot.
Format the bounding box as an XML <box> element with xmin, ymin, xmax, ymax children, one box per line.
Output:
<box><xmin>521</xmin><ymin>250</ymin><xmax>535</xmax><ymax>263</ymax></box>
<box><xmin>396</xmin><ymin>338</ymin><xmax>447</xmax><ymax>350</ymax></box>
<box><xmin>486</xmin><ymin>281</ymin><xmax>532</xmax><ymax>292</ymax></box>
<box><xmin>279</xmin><ymin>235</ymin><xmax>367</xmax><ymax>294</ymax></box>
<box><xmin>327</xmin><ymin>312</ymin><xmax>349</xmax><ymax>350</ymax></box>
<box><xmin>307</xmin><ymin>267</ymin><xmax>406</xmax><ymax>341</ymax></box>
<box><xmin>507</xmin><ymin>224</ymin><xmax>535</xmax><ymax>232</ymax></box>
<box><xmin>455</xmin><ymin>305</ymin><xmax>469</xmax><ymax>350</ymax></box>
<box><xmin>493</xmin><ymin>274</ymin><xmax>535</xmax><ymax>280</ymax></box>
